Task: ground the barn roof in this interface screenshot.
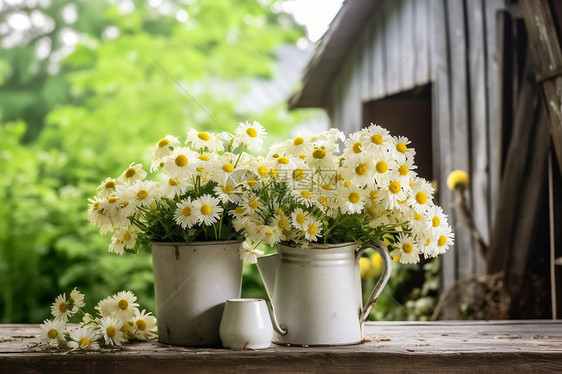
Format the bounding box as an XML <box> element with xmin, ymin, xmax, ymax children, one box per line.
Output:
<box><xmin>288</xmin><ymin>0</ymin><xmax>382</xmax><ymax>109</ymax></box>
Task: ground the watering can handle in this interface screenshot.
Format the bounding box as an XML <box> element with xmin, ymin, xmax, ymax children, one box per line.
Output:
<box><xmin>357</xmin><ymin>241</ymin><xmax>392</xmax><ymax>323</ymax></box>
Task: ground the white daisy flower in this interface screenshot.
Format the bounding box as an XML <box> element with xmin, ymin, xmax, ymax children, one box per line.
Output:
<box><xmin>268</xmin><ymin>155</ymin><xmax>297</xmax><ymax>173</ymax></box>
<box><xmin>427</xmin><ymin>205</ymin><xmax>449</xmax><ymax>236</ymax></box>
<box><xmin>160</xmin><ymin>175</ymin><xmax>189</xmax><ymax>199</ymax></box>
<box><xmin>340</xmin><ymin>154</ymin><xmax>376</xmax><ymax>187</ymax></box>
<box><xmin>242</xmin><ymin>195</ymin><xmax>261</xmax><ymax>214</ymax></box>
<box><xmin>339</xmin><ymin>185</ymin><xmax>366</xmax><ymax>215</ymax></box>
<box><xmin>118</xmin><ymin>162</ymin><xmax>147</xmax><ymax>185</ymax></box>
<box><xmin>213</xmin><ymin>183</ymin><xmax>241</xmax><ymax>203</ymax></box>
<box><xmin>69</xmin><ymin>288</ymin><xmax>85</xmax><ymax>311</ymax></box>
<box><xmin>291</xmin><ymin>188</ymin><xmax>315</xmax><ymax>208</ymax></box>
<box><xmin>372</xmin><ymin>153</ymin><xmax>397</xmax><ymax>187</ymax></box>
<box><xmin>390</xmin><ymin>233</ymin><xmax>420</xmax><ymax>264</ymax></box>
<box><xmin>121</xmin><ymin>180</ymin><xmax>159</xmax><ymax>208</ymax></box>
<box><xmin>162</xmin><ymin>147</ymin><xmax>198</xmax><ymax>180</ymax></box>
<box><xmin>87</xmin><ymin>197</ymin><xmax>116</xmax><ymax>235</ymax></box>
<box><xmin>381</xmin><ymin>179</ymin><xmax>408</xmax><ymax>211</ymax></box>
<box><xmin>260</xmin><ymin>225</ymin><xmax>283</xmax><ymax>246</ymax></box>
<box><xmin>360</xmin><ymin>124</ymin><xmax>393</xmax><ymax>155</ymax></box>
<box><xmin>303</xmin><ymin>217</ymin><xmax>323</xmax><ymax>242</ymax></box>
<box><xmin>109</xmin><ymin>290</ymin><xmax>140</xmax><ymax>322</ymax></box>
<box><xmin>193</xmin><ymin>153</ymin><xmax>217</xmax><ymax>178</ymax></box>
<box><xmin>109</xmin><ymin>226</ymin><xmax>137</xmax><ymax>255</ymax></box>
<box><xmin>394</xmin><ymin>157</ymin><xmax>418</xmax><ymax>185</ymax></box>
<box><xmin>131</xmin><ymin>309</ymin><xmax>158</xmax><ymax>341</ymax></box>
<box><xmin>186</xmin><ymin>129</ymin><xmax>224</xmax><ymax>152</ymax></box>
<box><xmin>39</xmin><ymin>319</ymin><xmax>67</xmax><ymax>347</ymax></box>
<box><xmin>68</xmin><ymin>326</ymin><xmax>100</xmax><ymax>350</ymax></box>
<box><xmin>99</xmin><ymin>316</ymin><xmax>125</xmax><ymax>347</ymax></box>
<box><xmin>174</xmin><ymin>197</ymin><xmax>198</xmax><ymax>229</ymax></box>
<box><xmin>95</xmin><ymin>297</ymin><xmax>113</xmax><ymax>318</ymax></box>
<box><xmin>211</xmin><ymin>154</ymin><xmax>240</xmax><ymax>184</ymax></box>
<box><xmin>393</xmin><ymin>135</ymin><xmax>416</xmax><ymax>162</ymax></box>
<box><xmin>51</xmin><ymin>293</ymin><xmax>74</xmax><ymax>321</ymax></box>
<box><xmin>431</xmin><ymin>226</ymin><xmax>455</xmax><ymax>257</ymax></box>
<box><xmin>234</xmin><ymin>121</ymin><xmax>267</xmax><ymax>150</ymax></box>
<box><xmin>279</xmin><ymin>134</ymin><xmax>314</xmax><ymax>158</ymax></box>
<box><xmin>408</xmin><ymin>178</ymin><xmax>435</xmax><ymax>214</ymax></box>
<box><xmin>269</xmin><ymin>213</ymin><xmax>291</xmax><ymax>233</ymax></box>
<box><xmin>96</xmin><ymin>177</ymin><xmax>119</xmax><ymax>198</ymax></box>
<box><xmin>193</xmin><ymin>194</ymin><xmax>223</xmax><ymax>226</ymax></box>
<box><xmin>342</xmin><ymin>131</ymin><xmax>365</xmax><ymax>158</ymax></box>
<box><xmin>109</xmin><ymin>234</ymin><xmax>126</xmax><ymax>255</ymax></box>
<box><xmin>409</xmin><ymin>209</ymin><xmax>431</xmax><ymax>238</ymax></box>
<box><xmin>151</xmin><ymin>135</ymin><xmax>181</xmax><ymax>171</ymax></box>
<box><xmin>239</xmin><ymin>241</ymin><xmax>264</xmax><ymax>264</ymax></box>
<box><xmin>305</xmin><ymin>145</ymin><xmax>339</xmax><ymax>170</ymax></box>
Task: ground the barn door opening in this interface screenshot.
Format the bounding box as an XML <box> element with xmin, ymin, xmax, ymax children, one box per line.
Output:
<box><xmin>362</xmin><ymin>84</ymin><xmax>433</xmax><ymax>181</ymax></box>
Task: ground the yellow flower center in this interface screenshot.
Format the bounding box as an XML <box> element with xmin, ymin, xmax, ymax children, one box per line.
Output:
<box><xmin>278</xmin><ymin>219</ymin><xmax>289</xmax><ymax>229</ymax></box>
<box><xmin>367</xmin><ymin>206</ymin><xmax>377</xmax><ymax>217</ymax></box>
<box><xmin>47</xmin><ymin>329</ymin><xmax>58</xmax><ymax>339</ymax></box>
<box><xmin>376</xmin><ymin>161</ymin><xmax>388</xmax><ymax>174</ymax></box>
<box><xmin>402</xmin><ymin>242</ymin><xmax>413</xmax><ymax>254</ymax></box>
<box><xmin>196</xmin><ymin>167</ymin><xmax>205</xmax><ymax>172</ymax></box>
<box><xmin>246</xmin><ymin>178</ymin><xmax>257</xmax><ymax>187</ymax></box>
<box><xmin>105</xmin><ymin>180</ymin><xmax>116</xmax><ymax>189</ymax></box>
<box><xmin>414</xmin><ymin>213</ymin><xmax>422</xmax><ymax>221</ymax></box>
<box><xmin>198</xmin><ymin>154</ymin><xmax>210</xmax><ymax>161</ymax></box>
<box><xmin>398</xmin><ymin>165</ymin><xmax>409</xmax><ymax>176</ymax></box>
<box><xmin>108</xmin><ymin>197</ymin><xmax>118</xmax><ymax>204</ymax></box>
<box><xmin>355</xmin><ymin>164</ymin><xmax>367</xmax><ymax>175</ymax></box>
<box><xmin>293</xmin><ymin>137</ymin><xmax>304</xmax><ymax>145</ymax></box>
<box><xmin>438</xmin><ymin>235</ymin><xmax>447</xmax><ymax>246</ymax></box>
<box><xmin>200</xmin><ymin>204</ymin><xmax>212</xmax><ymax>215</ymax></box>
<box><xmin>343</xmin><ymin>180</ymin><xmax>352</xmax><ymax>187</ymax></box>
<box><xmin>249</xmin><ymin>200</ymin><xmax>259</xmax><ymax>210</ymax></box>
<box><xmin>369</xmin><ymin>190</ymin><xmax>378</xmax><ymax>200</ymax></box>
<box><xmin>276</xmin><ymin>208</ymin><xmax>285</xmax><ymax>216</ymax></box>
<box><xmin>425</xmin><ymin>238</ymin><xmax>431</xmax><ymax>246</ymax></box>
<box><xmin>352</xmin><ymin>141</ymin><xmax>362</xmax><ymax>154</ymax></box>
<box><xmin>169</xmin><ymin>178</ymin><xmax>180</xmax><ymax>186</ymax></box>
<box><xmin>175</xmin><ymin>155</ymin><xmax>188</xmax><ymax>167</ymax></box>
<box><xmin>158</xmin><ymin>138</ymin><xmax>170</xmax><ymax>148</ymax></box>
<box><xmin>136</xmin><ymin>319</ymin><xmax>147</xmax><ymax>331</ymax></box>
<box><xmin>416</xmin><ymin>192</ymin><xmax>427</xmax><ymax>204</ymax></box>
<box><xmin>197</xmin><ymin>132</ymin><xmax>211</xmax><ymax>141</ymax></box>
<box><xmin>137</xmin><ymin>190</ymin><xmax>148</xmax><ymax>199</ymax></box>
<box><xmin>277</xmin><ymin>157</ymin><xmax>290</xmax><ymax>165</ymax></box>
<box><xmin>307</xmin><ymin>224</ymin><xmax>318</xmax><ymax>236</ymax></box>
<box><xmin>93</xmin><ymin>201</ymin><xmax>100</xmax><ymax>210</ymax></box>
<box><xmin>221</xmin><ymin>185</ymin><xmax>234</xmax><ymax>194</ymax></box>
<box><xmin>124</xmin><ymin>233</ymin><xmax>132</xmax><ymax>241</ymax></box>
<box><xmin>118</xmin><ymin>299</ymin><xmax>128</xmax><ymax>310</ymax></box>
<box><xmin>269</xmin><ymin>168</ymin><xmax>279</xmax><ymax>179</ymax></box>
<box><xmin>106</xmin><ymin>326</ymin><xmax>116</xmax><ymax>339</ymax></box>
<box><xmin>348</xmin><ymin>192</ymin><xmax>360</xmax><ymax>204</ymax></box>
<box><xmin>389</xmin><ymin>181</ymin><xmax>401</xmax><ymax>194</ymax></box>
<box><xmin>59</xmin><ymin>302</ymin><xmax>67</xmax><ymax>313</ymax></box>
<box><xmin>258</xmin><ymin>165</ymin><xmax>268</xmax><ymax>177</ymax></box>
<box><xmin>235</xmin><ymin>207</ymin><xmax>245</xmax><ymax>214</ymax></box>
<box><xmin>246</xmin><ymin>128</ymin><xmax>258</xmax><ymax>138</ymax></box>
<box><xmin>296</xmin><ymin>214</ymin><xmax>306</xmax><ymax>224</ymax></box>
<box><xmin>300</xmin><ymin>190</ymin><xmax>311</xmax><ymax>199</ymax></box>
<box><xmin>432</xmin><ymin>216</ymin><xmax>441</xmax><ymax>227</ymax></box>
<box><xmin>321</xmin><ymin>184</ymin><xmax>332</xmax><ymax>191</ymax></box>
<box><xmin>396</xmin><ymin>142</ymin><xmax>407</xmax><ymax>154</ymax></box>
<box><xmin>293</xmin><ymin>168</ymin><xmax>305</xmax><ymax>181</ymax></box>
<box><xmin>318</xmin><ymin>196</ymin><xmax>329</xmax><ymax>207</ymax></box>
<box><xmin>299</xmin><ymin>154</ymin><xmax>306</xmax><ymax>159</ymax></box>
<box><xmin>312</xmin><ymin>148</ymin><xmax>326</xmax><ymax>159</ymax></box>
<box><xmin>371</xmin><ymin>134</ymin><xmax>383</xmax><ymax>145</ymax></box>
<box><xmin>78</xmin><ymin>338</ymin><xmax>90</xmax><ymax>348</ymax></box>
<box><xmin>182</xmin><ymin>206</ymin><xmax>192</xmax><ymax>217</ymax></box>
<box><xmin>222</xmin><ymin>163</ymin><xmax>234</xmax><ymax>173</ymax></box>
<box><xmin>125</xmin><ymin>168</ymin><xmax>136</xmax><ymax>178</ymax></box>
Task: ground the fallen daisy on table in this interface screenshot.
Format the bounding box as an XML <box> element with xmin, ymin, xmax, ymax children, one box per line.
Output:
<box><xmin>38</xmin><ymin>288</ymin><xmax>157</xmax><ymax>350</ymax></box>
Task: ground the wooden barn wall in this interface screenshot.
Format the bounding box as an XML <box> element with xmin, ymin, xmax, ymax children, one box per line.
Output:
<box><xmin>328</xmin><ymin>0</ymin><xmax>505</xmax><ymax>289</ymax></box>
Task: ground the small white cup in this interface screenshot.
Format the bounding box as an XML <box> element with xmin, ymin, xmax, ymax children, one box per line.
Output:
<box><xmin>219</xmin><ymin>298</ymin><xmax>273</xmax><ymax>350</ymax></box>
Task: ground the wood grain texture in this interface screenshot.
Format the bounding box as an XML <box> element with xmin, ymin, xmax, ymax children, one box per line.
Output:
<box><xmin>1</xmin><ymin>322</ymin><xmax>561</xmax><ymax>373</ymax></box>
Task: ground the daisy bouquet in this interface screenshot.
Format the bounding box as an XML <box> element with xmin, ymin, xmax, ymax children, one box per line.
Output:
<box><xmin>235</xmin><ymin>124</ymin><xmax>454</xmax><ymax>264</ymax></box>
<box><xmin>87</xmin><ymin>121</ymin><xmax>267</xmax><ymax>256</ymax></box>
<box><xmin>40</xmin><ymin>288</ymin><xmax>156</xmax><ymax>349</ymax></box>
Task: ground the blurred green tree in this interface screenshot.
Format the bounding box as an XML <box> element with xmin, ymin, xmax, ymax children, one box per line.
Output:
<box><xmin>0</xmin><ymin>0</ymin><xmax>315</xmax><ymax>322</ymax></box>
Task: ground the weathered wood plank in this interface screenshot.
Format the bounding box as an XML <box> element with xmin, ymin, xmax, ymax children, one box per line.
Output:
<box><xmin>466</xmin><ymin>0</ymin><xmax>490</xmax><ymax>274</ymax></box>
<box><xmin>401</xmin><ymin>0</ymin><xmax>415</xmax><ymax>91</ymax></box>
<box><xmin>1</xmin><ymin>322</ymin><xmax>561</xmax><ymax>373</ymax></box>
<box><xmin>414</xmin><ymin>0</ymin><xmax>430</xmax><ymax>85</ymax></box>
<box><xmin>485</xmin><ymin>0</ymin><xmax>506</xmax><ymax>235</ymax></box>
<box><xmin>371</xmin><ymin>10</ymin><xmax>387</xmax><ymax>100</ymax></box>
<box><xmin>430</xmin><ymin>0</ymin><xmax>456</xmax><ymax>289</ymax></box>
<box><xmin>520</xmin><ymin>0</ymin><xmax>562</xmax><ymax>176</ymax></box>
<box><xmin>447</xmin><ymin>0</ymin><xmax>474</xmax><ymax>279</ymax></box>
<box><xmin>384</xmin><ymin>0</ymin><xmax>402</xmax><ymax>95</ymax></box>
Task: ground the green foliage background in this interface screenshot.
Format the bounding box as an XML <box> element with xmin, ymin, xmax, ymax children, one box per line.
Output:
<box><xmin>0</xmin><ymin>0</ymin><xmax>437</xmax><ymax>323</ymax></box>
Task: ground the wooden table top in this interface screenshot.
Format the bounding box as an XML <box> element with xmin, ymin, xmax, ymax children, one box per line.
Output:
<box><xmin>1</xmin><ymin>320</ymin><xmax>562</xmax><ymax>373</ymax></box>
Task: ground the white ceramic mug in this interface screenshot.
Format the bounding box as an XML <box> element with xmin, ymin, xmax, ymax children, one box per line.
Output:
<box><xmin>219</xmin><ymin>298</ymin><xmax>273</xmax><ymax>350</ymax></box>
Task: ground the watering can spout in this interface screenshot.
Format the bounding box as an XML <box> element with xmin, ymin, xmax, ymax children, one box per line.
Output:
<box><xmin>256</xmin><ymin>253</ymin><xmax>287</xmax><ymax>336</ymax></box>
<box><xmin>256</xmin><ymin>253</ymin><xmax>278</xmax><ymax>301</ymax></box>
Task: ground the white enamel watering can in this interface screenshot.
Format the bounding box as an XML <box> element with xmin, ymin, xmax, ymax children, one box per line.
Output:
<box><xmin>256</xmin><ymin>241</ymin><xmax>392</xmax><ymax>346</ymax></box>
